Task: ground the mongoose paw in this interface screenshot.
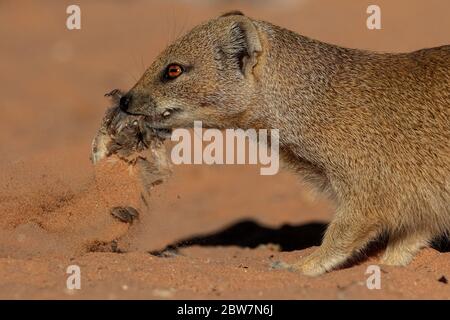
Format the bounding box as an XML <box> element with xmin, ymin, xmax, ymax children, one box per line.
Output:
<box><xmin>380</xmin><ymin>251</ymin><xmax>413</xmax><ymax>266</ymax></box>
<box><xmin>293</xmin><ymin>251</ymin><xmax>329</xmax><ymax>276</ymax></box>
<box><xmin>292</xmin><ymin>248</ymin><xmax>350</xmax><ymax>276</ymax></box>
<box><xmin>380</xmin><ymin>232</ymin><xmax>429</xmax><ymax>267</ymax></box>
<box><xmin>269</xmin><ymin>251</ymin><xmax>330</xmax><ymax>276</ymax></box>
<box><xmin>110</xmin><ymin>206</ymin><xmax>139</xmax><ymax>224</ymax></box>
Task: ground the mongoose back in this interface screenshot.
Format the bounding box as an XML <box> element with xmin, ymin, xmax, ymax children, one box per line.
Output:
<box><xmin>118</xmin><ymin>11</ymin><xmax>450</xmax><ymax>275</ymax></box>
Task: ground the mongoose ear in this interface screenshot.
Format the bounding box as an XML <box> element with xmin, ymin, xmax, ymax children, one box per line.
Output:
<box><xmin>224</xmin><ymin>16</ymin><xmax>262</xmax><ymax>78</ymax></box>
<box><xmin>219</xmin><ymin>10</ymin><xmax>245</xmax><ymax>18</ymax></box>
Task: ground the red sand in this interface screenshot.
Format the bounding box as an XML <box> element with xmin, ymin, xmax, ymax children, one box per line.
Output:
<box><xmin>0</xmin><ymin>0</ymin><xmax>449</xmax><ymax>299</ymax></box>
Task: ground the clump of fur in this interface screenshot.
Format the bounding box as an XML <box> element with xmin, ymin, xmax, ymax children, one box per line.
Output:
<box><xmin>91</xmin><ymin>89</ymin><xmax>172</xmax><ymax>192</ymax></box>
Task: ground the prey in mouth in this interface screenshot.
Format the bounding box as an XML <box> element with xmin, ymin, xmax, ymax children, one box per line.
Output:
<box><xmin>107</xmin><ymin>89</ymin><xmax>173</xmax><ymax>139</ymax></box>
<box><xmin>90</xmin><ymin>89</ymin><xmax>172</xmax><ymax>165</ymax></box>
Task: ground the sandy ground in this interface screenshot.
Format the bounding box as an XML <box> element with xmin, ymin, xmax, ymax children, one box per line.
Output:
<box><xmin>0</xmin><ymin>0</ymin><xmax>449</xmax><ymax>299</ymax></box>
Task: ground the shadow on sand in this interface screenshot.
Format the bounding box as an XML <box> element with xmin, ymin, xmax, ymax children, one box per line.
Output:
<box><xmin>150</xmin><ymin>220</ymin><xmax>327</xmax><ymax>256</ymax></box>
<box><xmin>150</xmin><ymin>219</ymin><xmax>450</xmax><ymax>257</ymax></box>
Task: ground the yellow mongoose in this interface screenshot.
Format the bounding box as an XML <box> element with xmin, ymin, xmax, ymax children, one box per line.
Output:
<box><xmin>117</xmin><ymin>11</ymin><xmax>450</xmax><ymax>275</ymax></box>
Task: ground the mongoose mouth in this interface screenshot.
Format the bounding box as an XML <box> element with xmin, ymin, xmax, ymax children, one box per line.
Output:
<box><xmin>151</xmin><ymin>127</ymin><xmax>172</xmax><ymax>139</ymax></box>
<box><xmin>138</xmin><ymin>115</ymin><xmax>174</xmax><ymax>139</ymax></box>
<box><xmin>93</xmin><ymin>89</ymin><xmax>173</xmax><ymax>160</ymax></box>
<box><xmin>138</xmin><ymin>108</ymin><xmax>181</xmax><ymax>139</ymax></box>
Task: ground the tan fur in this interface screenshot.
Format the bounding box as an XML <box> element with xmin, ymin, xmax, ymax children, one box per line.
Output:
<box><xmin>122</xmin><ymin>12</ymin><xmax>450</xmax><ymax>275</ymax></box>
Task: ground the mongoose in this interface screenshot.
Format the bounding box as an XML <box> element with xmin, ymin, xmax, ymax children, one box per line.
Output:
<box><xmin>115</xmin><ymin>11</ymin><xmax>449</xmax><ymax>275</ymax></box>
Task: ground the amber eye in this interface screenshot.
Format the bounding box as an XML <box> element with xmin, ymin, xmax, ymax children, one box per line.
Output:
<box><xmin>165</xmin><ymin>64</ymin><xmax>183</xmax><ymax>79</ymax></box>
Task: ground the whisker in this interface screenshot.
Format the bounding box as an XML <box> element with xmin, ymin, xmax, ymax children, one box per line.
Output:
<box><xmin>141</xmin><ymin>55</ymin><xmax>146</xmax><ymax>73</ymax></box>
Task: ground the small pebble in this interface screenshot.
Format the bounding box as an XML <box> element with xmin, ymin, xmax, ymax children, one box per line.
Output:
<box><xmin>110</xmin><ymin>206</ymin><xmax>139</xmax><ymax>223</ymax></box>
<box><xmin>438</xmin><ymin>276</ymin><xmax>448</xmax><ymax>284</ymax></box>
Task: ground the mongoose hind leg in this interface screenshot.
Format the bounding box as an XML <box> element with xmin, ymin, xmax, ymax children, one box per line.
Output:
<box><xmin>381</xmin><ymin>230</ymin><xmax>431</xmax><ymax>266</ymax></box>
<box><xmin>293</xmin><ymin>207</ymin><xmax>382</xmax><ymax>276</ymax></box>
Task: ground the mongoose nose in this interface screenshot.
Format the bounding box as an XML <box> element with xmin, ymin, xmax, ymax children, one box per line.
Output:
<box><xmin>119</xmin><ymin>94</ymin><xmax>132</xmax><ymax>112</ymax></box>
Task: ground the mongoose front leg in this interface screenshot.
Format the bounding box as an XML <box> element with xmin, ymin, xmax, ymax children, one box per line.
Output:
<box><xmin>294</xmin><ymin>208</ymin><xmax>381</xmax><ymax>276</ymax></box>
<box><xmin>381</xmin><ymin>231</ymin><xmax>431</xmax><ymax>266</ymax></box>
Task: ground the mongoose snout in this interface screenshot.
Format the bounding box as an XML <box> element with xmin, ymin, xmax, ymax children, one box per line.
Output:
<box><xmin>119</xmin><ymin>94</ymin><xmax>132</xmax><ymax>112</ymax></box>
<box><xmin>119</xmin><ymin>11</ymin><xmax>449</xmax><ymax>276</ymax></box>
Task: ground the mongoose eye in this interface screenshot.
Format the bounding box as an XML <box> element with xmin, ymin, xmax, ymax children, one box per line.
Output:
<box><xmin>165</xmin><ymin>64</ymin><xmax>183</xmax><ymax>79</ymax></box>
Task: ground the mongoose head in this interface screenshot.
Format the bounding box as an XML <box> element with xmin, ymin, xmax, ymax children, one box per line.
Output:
<box><xmin>121</xmin><ymin>11</ymin><xmax>264</xmax><ymax>131</ymax></box>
